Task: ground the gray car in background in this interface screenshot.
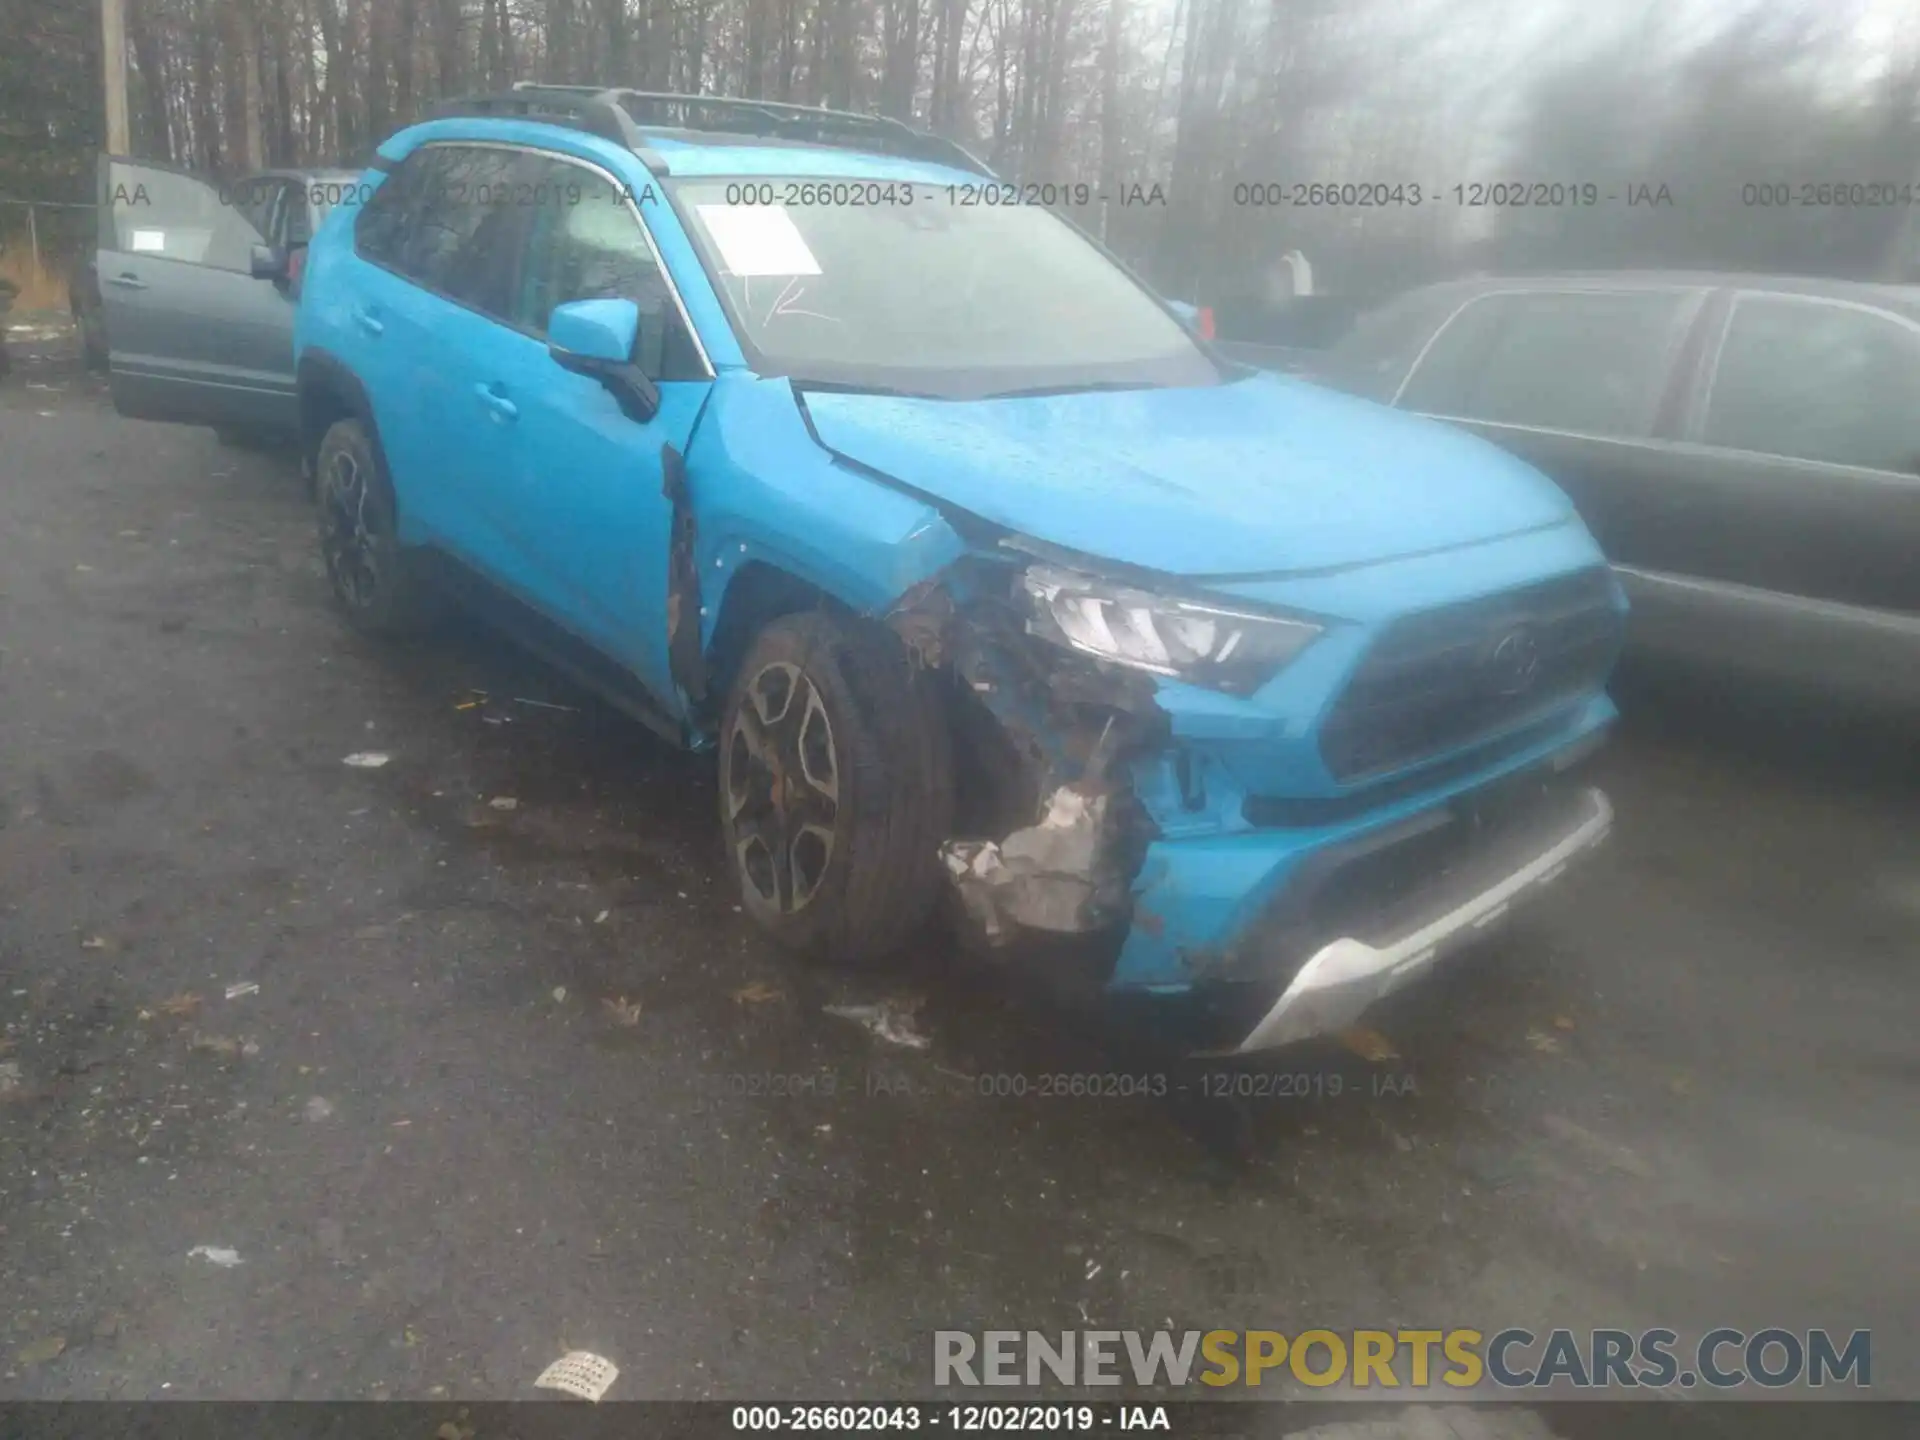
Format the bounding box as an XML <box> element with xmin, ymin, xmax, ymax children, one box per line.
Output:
<box><xmin>1312</xmin><ymin>271</ymin><xmax>1920</xmax><ymax>709</ymax></box>
<box><xmin>84</xmin><ymin>157</ymin><xmax>365</xmax><ymax>443</ymax></box>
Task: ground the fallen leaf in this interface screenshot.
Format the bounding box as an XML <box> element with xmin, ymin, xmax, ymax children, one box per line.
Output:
<box><xmin>80</xmin><ymin>935</ymin><xmax>110</xmax><ymax>951</ymax></box>
<box><xmin>1553</xmin><ymin>1015</ymin><xmax>1576</xmax><ymax>1031</ymax></box>
<box><xmin>489</xmin><ymin>796</ymin><xmax>519</xmax><ymax>811</ymax></box>
<box><xmin>16</xmin><ymin>1336</ymin><xmax>65</xmax><ymax>1366</ymax></box>
<box><xmin>731</xmin><ymin>981</ymin><xmax>782</xmax><ymax>1006</ymax></box>
<box><xmin>1525</xmin><ymin>1028</ymin><xmax>1563</xmax><ymax>1054</ymax></box>
<box><xmin>158</xmin><ymin>992</ymin><xmax>203</xmax><ymax>1018</ymax></box>
<box><xmin>191</xmin><ymin>1033</ymin><xmax>240</xmax><ymax>1057</ymax></box>
<box><xmin>1338</xmin><ymin>1026</ymin><xmax>1400</xmax><ymax>1061</ymax></box>
<box><xmin>594</xmin><ymin>909</ymin><xmax>610</xmax><ymax>924</ymax></box>
<box><xmin>602</xmin><ymin>996</ymin><xmax>643</xmax><ymax>1027</ymax></box>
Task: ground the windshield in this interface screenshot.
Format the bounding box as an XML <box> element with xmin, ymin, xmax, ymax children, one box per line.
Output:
<box><xmin>671</xmin><ymin>177</ymin><xmax>1220</xmax><ymax>399</ymax></box>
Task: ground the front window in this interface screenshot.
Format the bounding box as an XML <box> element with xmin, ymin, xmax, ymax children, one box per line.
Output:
<box><xmin>671</xmin><ymin>178</ymin><xmax>1219</xmax><ymax>398</ymax></box>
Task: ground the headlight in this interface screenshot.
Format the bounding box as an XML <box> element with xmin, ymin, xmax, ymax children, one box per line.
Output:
<box><xmin>1020</xmin><ymin>565</ymin><xmax>1320</xmax><ymax>696</ymax></box>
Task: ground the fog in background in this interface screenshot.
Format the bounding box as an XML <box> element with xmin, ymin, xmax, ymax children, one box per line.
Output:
<box><xmin>5</xmin><ymin>0</ymin><xmax>1919</xmax><ymax>299</ymax></box>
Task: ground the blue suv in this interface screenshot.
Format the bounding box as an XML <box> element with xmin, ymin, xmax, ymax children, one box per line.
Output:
<box><xmin>281</xmin><ymin>87</ymin><xmax>1622</xmax><ymax>1054</ymax></box>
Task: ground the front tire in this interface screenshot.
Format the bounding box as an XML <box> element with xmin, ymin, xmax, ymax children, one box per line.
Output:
<box><xmin>314</xmin><ymin>417</ymin><xmax>440</xmax><ymax>637</ymax></box>
<box><xmin>719</xmin><ymin>611</ymin><xmax>954</xmax><ymax>965</ymax></box>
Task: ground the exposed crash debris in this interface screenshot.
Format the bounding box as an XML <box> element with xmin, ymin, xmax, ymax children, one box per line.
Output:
<box><xmin>885</xmin><ymin>565</ymin><xmax>1166</xmax><ymax>945</ymax></box>
<box><xmin>943</xmin><ymin>786</ymin><xmax>1119</xmax><ymax>939</ymax></box>
<box><xmin>661</xmin><ymin>442</ymin><xmax>708</xmax><ymax>710</ymax></box>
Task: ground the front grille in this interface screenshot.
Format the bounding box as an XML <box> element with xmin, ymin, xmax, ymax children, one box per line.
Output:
<box><xmin>1318</xmin><ymin>567</ymin><xmax>1622</xmax><ymax>781</ymax></box>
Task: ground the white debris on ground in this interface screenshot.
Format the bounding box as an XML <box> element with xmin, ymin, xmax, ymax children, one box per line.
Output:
<box><xmin>824</xmin><ymin>997</ymin><xmax>931</xmax><ymax>1050</ymax></box>
<box><xmin>187</xmin><ymin>1246</ymin><xmax>243</xmax><ymax>1268</ymax></box>
<box><xmin>341</xmin><ymin>752</ymin><xmax>391</xmax><ymax>769</ymax></box>
<box><xmin>533</xmin><ymin>1350</ymin><xmax>620</xmax><ymax>1402</ymax></box>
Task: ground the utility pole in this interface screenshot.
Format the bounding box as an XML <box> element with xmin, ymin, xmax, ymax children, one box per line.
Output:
<box><xmin>102</xmin><ymin>0</ymin><xmax>131</xmax><ymax>154</ymax></box>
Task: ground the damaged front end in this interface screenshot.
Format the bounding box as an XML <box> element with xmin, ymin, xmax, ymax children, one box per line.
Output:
<box><xmin>887</xmin><ymin>558</ymin><xmax>1171</xmax><ymax>947</ymax></box>
<box><xmin>882</xmin><ymin>541</ymin><xmax>1622</xmax><ymax>1058</ymax></box>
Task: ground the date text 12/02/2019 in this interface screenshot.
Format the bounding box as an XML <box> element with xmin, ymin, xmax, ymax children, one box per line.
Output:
<box><xmin>1228</xmin><ymin>181</ymin><xmax>1677</xmax><ymax>207</ymax></box>
<box><xmin>730</xmin><ymin>1404</ymin><xmax>1172</xmax><ymax>1431</ymax></box>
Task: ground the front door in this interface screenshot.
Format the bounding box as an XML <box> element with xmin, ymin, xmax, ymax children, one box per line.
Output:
<box><xmin>472</xmin><ymin>150</ymin><xmax>715</xmax><ymax>708</ymax></box>
<box><xmin>95</xmin><ymin>156</ymin><xmax>299</xmax><ymax>432</ymax></box>
<box><xmin>1390</xmin><ymin>285</ymin><xmax>1709</xmax><ymax>573</ymax></box>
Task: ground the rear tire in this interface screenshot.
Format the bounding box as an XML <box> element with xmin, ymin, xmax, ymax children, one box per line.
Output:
<box><xmin>314</xmin><ymin>417</ymin><xmax>441</xmax><ymax>637</ymax></box>
<box><xmin>719</xmin><ymin>611</ymin><xmax>954</xmax><ymax>965</ymax></box>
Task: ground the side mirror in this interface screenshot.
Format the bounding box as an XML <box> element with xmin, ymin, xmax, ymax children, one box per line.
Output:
<box><xmin>549</xmin><ymin>297</ymin><xmax>661</xmax><ymax>422</ymax></box>
<box><xmin>249</xmin><ymin>243</ymin><xmax>289</xmax><ymax>281</ymax></box>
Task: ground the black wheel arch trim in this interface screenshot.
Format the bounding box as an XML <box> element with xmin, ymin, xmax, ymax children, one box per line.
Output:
<box><xmin>297</xmin><ymin>348</ymin><xmax>398</xmax><ymax>491</ymax></box>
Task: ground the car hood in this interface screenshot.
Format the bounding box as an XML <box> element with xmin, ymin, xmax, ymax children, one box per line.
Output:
<box><xmin>799</xmin><ymin>372</ymin><xmax>1577</xmax><ymax>579</ymax></box>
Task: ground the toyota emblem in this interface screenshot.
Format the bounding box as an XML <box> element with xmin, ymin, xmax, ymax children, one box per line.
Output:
<box><xmin>1488</xmin><ymin>626</ymin><xmax>1541</xmax><ymax>696</ymax></box>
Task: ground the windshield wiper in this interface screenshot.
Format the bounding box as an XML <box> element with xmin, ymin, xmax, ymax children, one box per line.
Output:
<box><xmin>975</xmin><ymin>379</ymin><xmax>1167</xmax><ymax>400</ymax></box>
<box><xmin>791</xmin><ymin>377</ymin><xmax>947</xmax><ymax>401</ymax></box>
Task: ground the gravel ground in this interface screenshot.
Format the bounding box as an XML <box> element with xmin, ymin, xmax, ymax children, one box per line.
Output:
<box><xmin>2</xmin><ymin>320</ymin><xmax>1915</xmax><ymax>1433</ymax></box>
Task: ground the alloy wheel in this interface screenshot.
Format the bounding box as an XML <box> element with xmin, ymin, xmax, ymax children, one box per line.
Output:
<box><xmin>725</xmin><ymin>661</ymin><xmax>840</xmax><ymax>914</ymax></box>
<box><xmin>318</xmin><ymin>447</ymin><xmax>380</xmax><ymax>609</ymax></box>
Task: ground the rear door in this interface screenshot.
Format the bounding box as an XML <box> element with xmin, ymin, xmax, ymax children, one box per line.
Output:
<box><xmin>1619</xmin><ymin>290</ymin><xmax>1920</xmax><ymax>701</ymax></box>
<box><xmin>1671</xmin><ymin>291</ymin><xmax>1920</xmax><ymax>613</ymax></box>
<box><xmin>96</xmin><ymin>156</ymin><xmax>299</xmax><ymax>431</ymax></box>
<box><xmin>1389</xmin><ymin>285</ymin><xmax>1709</xmax><ymax>568</ymax></box>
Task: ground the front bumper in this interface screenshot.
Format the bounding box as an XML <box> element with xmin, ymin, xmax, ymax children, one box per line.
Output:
<box><xmin>1108</xmin><ymin>703</ymin><xmax>1617</xmax><ymax>1053</ymax></box>
<box><xmin>1231</xmin><ymin>784</ymin><xmax>1610</xmax><ymax>1051</ymax></box>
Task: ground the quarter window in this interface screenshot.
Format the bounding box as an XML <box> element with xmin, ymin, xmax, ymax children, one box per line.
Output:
<box><xmin>1400</xmin><ymin>290</ymin><xmax>1690</xmax><ymax>438</ymax></box>
<box><xmin>1702</xmin><ymin>297</ymin><xmax>1920</xmax><ymax>472</ymax></box>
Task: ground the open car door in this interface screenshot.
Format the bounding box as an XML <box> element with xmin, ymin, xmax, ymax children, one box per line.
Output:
<box><xmin>96</xmin><ymin>155</ymin><xmax>299</xmax><ymax>434</ymax></box>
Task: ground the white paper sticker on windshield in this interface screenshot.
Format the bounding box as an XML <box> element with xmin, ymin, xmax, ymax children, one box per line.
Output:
<box><xmin>129</xmin><ymin>229</ymin><xmax>166</xmax><ymax>252</ymax></box>
<box><xmin>694</xmin><ymin>204</ymin><xmax>821</xmax><ymax>277</ymax></box>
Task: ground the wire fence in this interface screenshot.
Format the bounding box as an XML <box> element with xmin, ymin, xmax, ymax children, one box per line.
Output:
<box><xmin>0</xmin><ymin>199</ymin><xmax>98</xmax><ymax>310</ymax></box>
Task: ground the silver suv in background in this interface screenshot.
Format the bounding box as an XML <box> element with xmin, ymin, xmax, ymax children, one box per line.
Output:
<box><xmin>78</xmin><ymin>157</ymin><xmax>363</xmax><ymax>444</ymax></box>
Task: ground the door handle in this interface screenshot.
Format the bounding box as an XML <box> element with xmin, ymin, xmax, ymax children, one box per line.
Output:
<box><xmin>475</xmin><ymin>383</ymin><xmax>518</xmax><ymax>422</ymax></box>
<box><xmin>352</xmin><ymin>307</ymin><xmax>384</xmax><ymax>336</ymax></box>
<box><xmin>108</xmin><ymin>274</ymin><xmax>148</xmax><ymax>290</ymax></box>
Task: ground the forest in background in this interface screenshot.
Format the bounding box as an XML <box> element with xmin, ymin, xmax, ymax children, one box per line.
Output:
<box><xmin>5</xmin><ymin>0</ymin><xmax>1920</xmax><ymax>304</ymax></box>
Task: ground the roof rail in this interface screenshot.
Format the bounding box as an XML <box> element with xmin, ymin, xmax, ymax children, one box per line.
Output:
<box><xmin>429</xmin><ymin>90</ymin><xmax>643</xmax><ymax>150</ymax></box>
<box><xmin>503</xmin><ymin>82</ymin><xmax>994</xmax><ymax>176</ymax></box>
